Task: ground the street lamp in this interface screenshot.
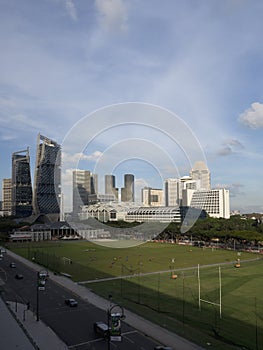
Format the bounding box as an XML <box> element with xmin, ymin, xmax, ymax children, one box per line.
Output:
<box><xmin>36</xmin><ymin>270</ymin><xmax>48</xmax><ymax>321</ymax></box>
<box><xmin>107</xmin><ymin>302</ymin><xmax>125</xmax><ymax>350</ymax></box>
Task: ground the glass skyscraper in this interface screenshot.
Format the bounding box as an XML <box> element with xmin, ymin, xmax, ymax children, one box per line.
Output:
<box><xmin>11</xmin><ymin>148</ymin><xmax>33</xmax><ymax>217</ymax></box>
<box><xmin>33</xmin><ymin>134</ymin><xmax>61</xmax><ymax>216</ymax></box>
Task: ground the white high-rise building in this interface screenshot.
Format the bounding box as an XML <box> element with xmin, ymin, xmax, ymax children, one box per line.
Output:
<box><xmin>2</xmin><ymin>178</ymin><xmax>12</xmax><ymax>216</ymax></box>
<box><xmin>190</xmin><ymin>161</ymin><xmax>211</xmax><ymax>190</ymax></box>
<box><xmin>183</xmin><ymin>188</ymin><xmax>230</xmax><ymax>219</ymax></box>
<box><xmin>164</xmin><ymin>178</ymin><xmax>179</xmax><ymax>206</ymax></box>
<box><xmin>164</xmin><ymin>176</ymin><xmax>199</xmax><ymax>207</ymax></box>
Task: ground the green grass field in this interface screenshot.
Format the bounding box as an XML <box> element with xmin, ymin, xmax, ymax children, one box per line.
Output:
<box><xmin>9</xmin><ymin>240</ymin><xmax>263</xmax><ymax>350</ymax></box>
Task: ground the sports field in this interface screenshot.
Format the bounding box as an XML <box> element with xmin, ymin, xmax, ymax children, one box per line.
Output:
<box><xmin>9</xmin><ymin>240</ymin><xmax>263</xmax><ymax>349</ymax></box>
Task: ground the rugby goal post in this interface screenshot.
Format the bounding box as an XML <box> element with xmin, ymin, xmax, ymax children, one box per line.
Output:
<box><xmin>62</xmin><ymin>257</ymin><xmax>72</xmax><ymax>265</ymax></box>
<box><xmin>198</xmin><ymin>264</ymin><xmax>222</xmax><ymax>319</ymax></box>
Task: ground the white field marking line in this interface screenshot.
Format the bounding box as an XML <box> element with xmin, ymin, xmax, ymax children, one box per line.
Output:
<box><xmin>78</xmin><ymin>257</ymin><xmax>261</xmax><ymax>284</ymax></box>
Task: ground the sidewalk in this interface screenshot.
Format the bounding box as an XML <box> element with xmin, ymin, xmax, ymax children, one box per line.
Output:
<box><xmin>6</xmin><ymin>249</ymin><xmax>204</xmax><ymax>350</ymax></box>
<box><xmin>0</xmin><ymin>296</ymin><xmax>36</xmax><ymax>350</ymax></box>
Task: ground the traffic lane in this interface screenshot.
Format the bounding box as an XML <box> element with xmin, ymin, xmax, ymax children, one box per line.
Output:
<box><xmin>1</xmin><ymin>255</ymin><xmax>162</xmax><ymax>350</ymax></box>
<box><xmin>40</xmin><ymin>301</ymin><xmax>134</xmax><ymax>346</ymax></box>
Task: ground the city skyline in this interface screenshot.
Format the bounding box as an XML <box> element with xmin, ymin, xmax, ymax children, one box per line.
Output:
<box><xmin>2</xmin><ymin>137</ymin><xmax>227</xmax><ymax>215</ymax></box>
<box><xmin>0</xmin><ymin>1</ymin><xmax>263</xmax><ymax>213</ymax></box>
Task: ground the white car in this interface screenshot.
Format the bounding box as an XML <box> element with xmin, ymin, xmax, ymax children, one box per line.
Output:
<box><xmin>65</xmin><ymin>298</ymin><xmax>78</xmax><ymax>307</ymax></box>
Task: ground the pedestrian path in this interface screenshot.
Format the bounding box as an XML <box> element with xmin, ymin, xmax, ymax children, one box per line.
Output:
<box><xmin>7</xmin><ymin>300</ymin><xmax>68</xmax><ymax>350</ymax></box>
<box><xmin>0</xmin><ymin>296</ymin><xmax>36</xmax><ymax>350</ymax></box>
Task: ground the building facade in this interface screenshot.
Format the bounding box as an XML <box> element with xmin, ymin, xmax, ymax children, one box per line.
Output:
<box><xmin>190</xmin><ymin>161</ymin><xmax>211</xmax><ymax>190</ymax></box>
<box><xmin>141</xmin><ymin>187</ymin><xmax>164</xmax><ymax>207</ymax></box>
<box><xmin>72</xmin><ymin>170</ymin><xmax>98</xmax><ymax>214</ymax></box>
<box><xmin>33</xmin><ymin>134</ymin><xmax>61</xmax><ymax>217</ymax></box>
<box><xmin>164</xmin><ymin>178</ymin><xmax>179</xmax><ymax>206</ymax></box>
<box><xmin>105</xmin><ymin>175</ymin><xmax>118</xmax><ymax>201</ymax></box>
<box><xmin>2</xmin><ymin>178</ymin><xmax>12</xmax><ymax>216</ymax></box>
<box><xmin>11</xmin><ymin>148</ymin><xmax>33</xmax><ymax>217</ymax></box>
<box><xmin>184</xmin><ymin>188</ymin><xmax>230</xmax><ymax>219</ymax></box>
<box><xmin>121</xmin><ymin>174</ymin><xmax>134</xmax><ymax>202</ymax></box>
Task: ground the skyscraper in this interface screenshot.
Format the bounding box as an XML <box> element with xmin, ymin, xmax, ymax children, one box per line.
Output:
<box><xmin>105</xmin><ymin>175</ymin><xmax>118</xmax><ymax>201</ymax></box>
<box><xmin>11</xmin><ymin>148</ymin><xmax>33</xmax><ymax>217</ymax></box>
<box><xmin>164</xmin><ymin>178</ymin><xmax>179</xmax><ymax>206</ymax></box>
<box><xmin>190</xmin><ymin>161</ymin><xmax>211</xmax><ymax>190</ymax></box>
<box><xmin>33</xmin><ymin>134</ymin><xmax>61</xmax><ymax>217</ymax></box>
<box><xmin>2</xmin><ymin>178</ymin><xmax>12</xmax><ymax>216</ymax></box>
<box><xmin>72</xmin><ymin>170</ymin><xmax>98</xmax><ymax>214</ymax></box>
<box><xmin>121</xmin><ymin>174</ymin><xmax>134</xmax><ymax>202</ymax></box>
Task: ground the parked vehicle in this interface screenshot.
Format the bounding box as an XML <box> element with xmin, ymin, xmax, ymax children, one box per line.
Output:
<box><xmin>65</xmin><ymin>298</ymin><xmax>78</xmax><ymax>307</ymax></box>
<box><xmin>15</xmin><ymin>274</ymin><xmax>23</xmax><ymax>279</ymax></box>
<box><xmin>93</xmin><ymin>321</ymin><xmax>109</xmax><ymax>337</ymax></box>
<box><xmin>10</xmin><ymin>262</ymin><xmax>16</xmax><ymax>268</ymax></box>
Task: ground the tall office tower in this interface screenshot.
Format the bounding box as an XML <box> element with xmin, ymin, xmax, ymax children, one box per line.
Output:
<box><xmin>105</xmin><ymin>175</ymin><xmax>118</xmax><ymax>201</ymax></box>
<box><xmin>121</xmin><ymin>174</ymin><xmax>134</xmax><ymax>202</ymax></box>
<box><xmin>11</xmin><ymin>148</ymin><xmax>33</xmax><ymax>217</ymax></box>
<box><xmin>2</xmin><ymin>178</ymin><xmax>12</xmax><ymax>216</ymax></box>
<box><xmin>190</xmin><ymin>161</ymin><xmax>211</xmax><ymax>190</ymax></box>
<box><xmin>72</xmin><ymin>170</ymin><xmax>98</xmax><ymax>214</ymax></box>
<box><xmin>33</xmin><ymin>134</ymin><xmax>61</xmax><ymax>216</ymax></box>
<box><xmin>164</xmin><ymin>178</ymin><xmax>179</xmax><ymax>206</ymax></box>
<box><xmin>141</xmin><ymin>187</ymin><xmax>164</xmax><ymax>207</ymax></box>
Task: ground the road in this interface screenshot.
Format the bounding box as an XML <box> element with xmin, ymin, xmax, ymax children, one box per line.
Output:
<box><xmin>0</xmin><ymin>253</ymin><xmax>163</xmax><ymax>350</ymax></box>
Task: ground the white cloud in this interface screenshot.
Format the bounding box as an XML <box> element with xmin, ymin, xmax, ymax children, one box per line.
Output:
<box><xmin>65</xmin><ymin>0</ymin><xmax>78</xmax><ymax>21</ymax></box>
<box><xmin>239</xmin><ymin>102</ymin><xmax>263</xmax><ymax>129</ymax></box>
<box><xmin>95</xmin><ymin>0</ymin><xmax>127</xmax><ymax>32</ymax></box>
<box><xmin>62</xmin><ymin>151</ymin><xmax>103</xmax><ymax>166</ymax></box>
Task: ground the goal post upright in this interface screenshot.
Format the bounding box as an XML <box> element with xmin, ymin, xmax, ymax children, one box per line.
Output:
<box><xmin>198</xmin><ymin>264</ymin><xmax>201</xmax><ymax>311</ymax></box>
<box><xmin>198</xmin><ymin>264</ymin><xmax>222</xmax><ymax>319</ymax></box>
<box><xmin>219</xmin><ymin>266</ymin><xmax>222</xmax><ymax>319</ymax></box>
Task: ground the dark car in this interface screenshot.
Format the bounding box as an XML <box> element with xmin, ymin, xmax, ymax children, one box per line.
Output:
<box><xmin>15</xmin><ymin>274</ymin><xmax>23</xmax><ymax>279</ymax></box>
<box><xmin>65</xmin><ymin>298</ymin><xmax>78</xmax><ymax>307</ymax></box>
<box><xmin>10</xmin><ymin>262</ymin><xmax>16</xmax><ymax>268</ymax></box>
<box><xmin>154</xmin><ymin>347</ymin><xmax>173</xmax><ymax>350</ymax></box>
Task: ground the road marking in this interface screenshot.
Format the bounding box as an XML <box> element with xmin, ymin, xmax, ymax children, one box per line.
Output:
<box><xmin>123</xmin><ymin>335</ymin><xmax>135</xmax><ymax>344</ymax></box>
<box><xmin>122</xmin><ymin>330</ymin><xmax>138</xmax><ymax>336</ymax></box>
<box><xmin>68</xmin><ymin>338</ymin><xmax>104</xmax><ymax>348</ymax></box>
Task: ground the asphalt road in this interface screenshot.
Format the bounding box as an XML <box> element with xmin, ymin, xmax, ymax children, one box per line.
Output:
<box><xmin>0</xmin><ymin>254</ymin><xmax>162</xmax><ymax>350</ymax></box>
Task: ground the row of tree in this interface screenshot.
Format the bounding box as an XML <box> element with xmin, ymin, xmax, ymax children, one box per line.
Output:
<box><xmin>1</xmin><ymin>214</ymin><xmax>263</xmax><ymax>245</ymax></box>
<box><xmin>158</xmin><ymin>215</ymin><xmax>263</xmax><ymax>245</ymax></box>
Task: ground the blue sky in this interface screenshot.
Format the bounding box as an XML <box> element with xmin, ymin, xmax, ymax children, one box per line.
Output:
<box><xmin>1</xmin><ymin>0</ymin><xmax>263</xmax><ymax>213</ymax></box>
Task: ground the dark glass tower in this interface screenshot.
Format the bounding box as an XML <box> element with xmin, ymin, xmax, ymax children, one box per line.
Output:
<box><xmin>105</xmin><ymin>174</ymin><xmax>118</xmax><ymax>200</ymax></box>
<box><xmin>121</xmin><ymin>174</ymin><xmax>134</xmax><ymax>202</ymax></box>
<box><xmin>11</xmin><ymin>148</ymin><xmax>33</xmax><ymax>217</ymax></box>
<box><xmin>33</xmin><ymin>134</ymin><xmax>61</xmax><ymax>216</ymax></box>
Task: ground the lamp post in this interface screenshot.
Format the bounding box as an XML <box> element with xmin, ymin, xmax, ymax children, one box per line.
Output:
<box><xmin>107</xmin><ymin>302</ymin><xmax>125</xmax><ymax>350</ymax></box>
<box><xmin>36</xmin><ymin>270</ymin><xmax>48</xmax><ymax>322</ymax></box>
